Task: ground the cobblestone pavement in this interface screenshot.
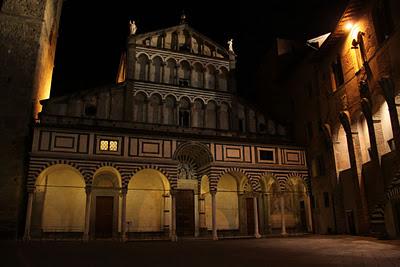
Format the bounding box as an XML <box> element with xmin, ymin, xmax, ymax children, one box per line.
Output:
<box><xmin>2</xmin><ymin>235</ymin><xmax>400</xmax><ymax>267</ymax></box>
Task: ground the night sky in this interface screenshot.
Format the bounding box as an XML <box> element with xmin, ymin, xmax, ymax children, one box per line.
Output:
<box><xmin>51</xmin><ymin>1</ymin><xmax>348</xmax><ymax>101</ymax></box>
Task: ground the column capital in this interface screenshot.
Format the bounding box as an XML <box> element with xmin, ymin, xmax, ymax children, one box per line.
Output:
<box><xmin>121</xmin><ymin>187</ymin><xmax>128</xmax><ymax>195</ymax></box>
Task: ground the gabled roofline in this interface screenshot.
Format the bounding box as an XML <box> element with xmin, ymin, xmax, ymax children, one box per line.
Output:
<box><xmin>317</xmin><ymin>0</ymin><xmax>364</xmax><ymax>54</ymax></box>
<box><xmin>134</xmin><ymin>23</ymin><xmax>231</xmax><ymax>56</ymax></box>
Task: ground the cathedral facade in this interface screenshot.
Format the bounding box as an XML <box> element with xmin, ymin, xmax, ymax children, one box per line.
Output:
<box><xmin>23</xmin><ymin>19</ymin><xmax>311</xmax><ymax>240</ymax></box>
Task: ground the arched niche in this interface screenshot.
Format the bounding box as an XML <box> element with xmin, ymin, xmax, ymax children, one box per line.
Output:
<box><xmin>32</xmin><ymin>164</ymin><xmax>86</xmax><ymax>236</ymax></box>
<box><xmin>126</xmin><ymin>169</ymin><xmax>170</xmax><ymax>233</ymax></box>
<box><xmin>205</xmin><ymin>101</ymin><xmax>217</xmax><ymax>129</ymax></box>
<box><xmin>216</xmin><ymin>173</ymin><xmax>239</xmax><ymax>230</ymax></box>
<box><xmin>163</xmin><ymin>95</ymin><xmax>177</xmax><ymax>125</ymax></box>
<box><xmin>133</xmin><ymin>93</ymin><xmax>147</xmax><ymax>123</ymax></box>
<box><xmin>192</xmin><ymin>99</ymin><xmax>204</xmax><ymax>128</ymax></box>
<box><xmin>136</xmin><ymin>54</ymin><xmax>150</xmax><ymax>81</ymax></box>
<box><xmin>148</xmin><ymin>94</ymin><xmax>162</xmax><ymax>124</ymax></box>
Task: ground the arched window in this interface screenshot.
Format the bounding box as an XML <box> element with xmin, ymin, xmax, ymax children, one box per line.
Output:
<box><xmin>192</xmin><ymin>63</ymin><xmax>204</xmax><ymax>88</ymax></box>
<box><xmin>179</xmin><ymin>98</ymin><xmax>191</xmax><ymax>128</ymax></box>
<box><xmin>171</xmin><ymin>32</ymin><xmax>179</xmax><ymax>50</ymax></box>
<box><xmin>192</xmin><ymin>99</ymin><xmax>204</xmax><ymax>128</ymax></box>
<box><xmin>151</xmin><ymin>57</ymin><xmax>163</xmax><ymax>83</ymax></box>
<box><xmin>133</xmin><ymin>93</ymin><xmax>146</xmax><ymax>122</ymax></box>
<box><xmin>205</xmin><ymin>65</ymin><xmax>216</xmax><ymax>89</ymax></box>
<box><xmin>205</xmin><ymin>101</ymin><xmax>217</xmax><ymax>129</ymax></box>
<box><xmin>218</xmin><ymin>67</ymin><xmax>228</xmax><ymax>91</ymax></box>
<box><xmin>148</xmin><ymin>94</ymin><xmax>162</xmax><ymax>124</ymax></box>
<box><xmin>156</xmin><ymin>34</ymin><xmax>165</xmax><ymax>49</ymax></box>
<box><xmin>219</xmin><ymin>103</ymin><xmax>230</xmax><ymax>130</ymax></box>
<box><xmin>178</xmin><ymin>61</ymin><xmax>191</xmax><ymax>87</ymax></box>
<box><xmin>163</xmin><ymin>96</ymin><xmax>176</xmax><ymax>125</ymax></box>
<box><xmin>165</xmin><ymin>59</ymin><xmax>176</xmax><ymax>84</ymax></box>
<box><xmin>136</xmin><ymin>54</ymin><xmax>149</xmax><ymax>81</ymax></box>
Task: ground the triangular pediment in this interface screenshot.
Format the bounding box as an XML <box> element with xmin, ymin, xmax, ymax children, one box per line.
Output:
<box><xmin>133</xmin><ymin>24</ymin><xmax>230</xmax><ymax>59</ymax></box>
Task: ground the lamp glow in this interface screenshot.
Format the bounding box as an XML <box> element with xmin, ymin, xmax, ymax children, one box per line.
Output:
<box><xmin>345</xmin><ymin>22</ymin><xmax>354</xmax><ymax>31</ymax></box>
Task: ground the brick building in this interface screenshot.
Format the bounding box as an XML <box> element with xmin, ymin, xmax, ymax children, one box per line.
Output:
<box><xmin>258</xmin><ymin>0</ymin><xmax>400</xmax><ymax>238</ymax></box>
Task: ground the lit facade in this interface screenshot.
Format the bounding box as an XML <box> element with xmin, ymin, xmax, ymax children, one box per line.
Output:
<box><xmin>23</xmin><ymin>20</ymin><xmax>312</xmax><ymax>240</ymax></box>
<box><xmin>260</xmin><ymin>0</ymin><xmax>400</xmax><ymax>238</ymax></box>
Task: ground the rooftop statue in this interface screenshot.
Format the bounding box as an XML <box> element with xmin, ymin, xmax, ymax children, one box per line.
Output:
<box><xmin>129</xmin><ymin>20</ymin><xmax>137</xmax><ymax>35</ymax></box>
<box><xmin>228</xmin><ymin>38</ymin><xmax>234</xmax><ymax>53</ymax></box>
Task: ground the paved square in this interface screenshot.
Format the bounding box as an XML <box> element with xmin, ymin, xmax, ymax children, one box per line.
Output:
<box><xmin>3</xmin><ymin>235</ymin><xmax>400</xmax><ymax>267</ymax></box>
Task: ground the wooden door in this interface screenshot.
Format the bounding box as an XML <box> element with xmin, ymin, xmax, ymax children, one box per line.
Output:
<box><xmin>176</xmin><ymin>190</ymin><xmax>194</xmax><ymax>236</ymax></box>
<box><xmin>246</xmin><ymin>198</ymin><xmax>255</xmax><ymax>235</ymax></box>
<box><xmin>95</xmin><ymin>196</ymin><xmax>114</xmax><ymax>238</ymax></box>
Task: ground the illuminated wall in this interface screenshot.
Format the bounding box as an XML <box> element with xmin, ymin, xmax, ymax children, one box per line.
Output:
<box><xmin>216</xmin><ymin>174</ymin><xmax>239</xmax><ymax>230</ymax></box>
<box><xmin>33</xmin><ymin>165</ymin><xmax>86</xmax><ymax>232</ymax></box>
<box><xmin>126</xmin><ymin>169</ymin><xmax>170</xmax><ymax>232</ymax></box>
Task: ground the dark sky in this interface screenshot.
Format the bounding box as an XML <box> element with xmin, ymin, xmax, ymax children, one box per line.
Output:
<box><xmin>51</xmin><ymin>1</ymin><xmax>348</xmax><ymax>100</ymax></box>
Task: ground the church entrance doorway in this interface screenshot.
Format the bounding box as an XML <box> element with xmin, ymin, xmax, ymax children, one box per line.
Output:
<box><xmin>246</xmin><ymin>198</ymin><xmax>255</xmax><ymax>235</ymax></box>
<box><xmin>176</xmin><ymin>190</ymin><xmax>195</xmax><ymax>236</ymax></box>
<box><xmin>95</xmin><ymin>196</ymin><xmax>114</xmax><ymax>238</ymax></box>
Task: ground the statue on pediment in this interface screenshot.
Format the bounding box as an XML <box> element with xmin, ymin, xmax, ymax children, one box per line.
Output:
<box><xmin>129</xmin><ymin>20</ymin><xmax>137</xmax><ymax>35</ymax></box>
<box><xmin>228</xmin><ymin>38</ymin><xmax>234</xmax><ymax>53</ymax></box>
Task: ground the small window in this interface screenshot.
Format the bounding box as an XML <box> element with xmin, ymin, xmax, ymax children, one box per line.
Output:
<box><xmin>99</xmin><ymin>140</ymin><xmax>118</xmax><ymax>152</ymax></box>
<box><xmin>331</xmin><ymin>55</ymin><xmax>344</xmax><ymax>91</ymax></box>
<box><xmin>259</xmin><ymin>150</ymin><xmax>274</xmax><ymax>161</ymax></box>
<box><xmin>109</xmin><ymin>141</ymin><xmax>118</xmax><ymax>151</ymax></box>
<box><xmin>323</xmin><ymin>192</ymin><xmax>330</xmax><ymax>208</ymax></box>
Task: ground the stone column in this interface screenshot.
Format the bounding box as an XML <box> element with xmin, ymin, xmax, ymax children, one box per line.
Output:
<box><xmin>361</xmin><ymin>98</ymin><xmax>380</xmax><ymax>163</ymax></box>
<box><xmin>161</xmin><ymin>63</ymin><xmax>165</xmax><ymax>83</ymax></box>
<box><xmin>121</xmin><ymin>188</ymin><xmax>127</xmax><ymax>242</ymax></box>
<box><xmin>280</xmin><ymin>194</ymin><xmax>287</xmax><ymax>236</ymax></box>
<box><xmin>170</xmin><ymin>191</ymin><xmax>177</xmax><ymax>241</ymax></box>
<box><xmin>194</xmin><ymin>193</ymin><xmax>200</xmax><ymax>237</ymax></box>
<box><xmin>305</xmin><ymin>194</ymin><xmax>313</xmax><ymax>232</ymax></box>
<box><xmin>253</xmin><ymin>196</ymin><xmax>261</xmax><ymax>238</ymax></box>
<box><xmin>202</xmin><ymin>68</ymin><xmax>206</xmax><ymax>89</ymax></box>
<box><xmin>23</xmin><ymin>191</ymin><xmax>34</xmax><ymax>241</ymax></box>
<box><xmin>163</xmin><ymin>193</ymin><xmax>170</xmax><ymax>233</ymax></box>
<box><xmin>211</xmin><ymin>191</ymin><xmax>218</xmax><ymax>240</ymax></box>
<box><xmin>380</xmin><ymin>77</ymin><xmax>400</xmax><ymax>153</ymax></box>
<box><xmin>199</xmin><ymin>195</ymin><xmax>206</xmax><ymax>230</ymax></box>
<box><xmin>83</xmin><ymin>186</ymin><xmax>92</xmax><ymax>241</ymax></box>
